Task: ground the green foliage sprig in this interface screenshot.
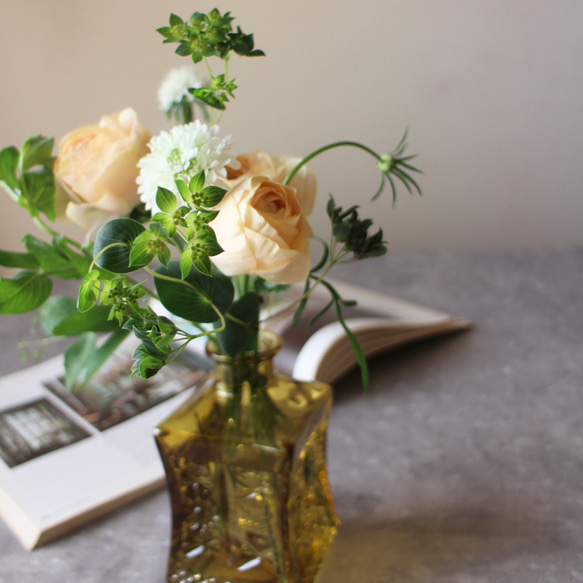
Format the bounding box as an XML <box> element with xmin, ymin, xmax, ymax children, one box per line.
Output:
<box><xmin>0</xmin><ymin>8</ymin><xmax>422</xmax><ymax>393</ymax></box>
<box><xmin>158</xmin><ymin>9</ymin><xmax>264</xmax><ymax>115</ymax></box>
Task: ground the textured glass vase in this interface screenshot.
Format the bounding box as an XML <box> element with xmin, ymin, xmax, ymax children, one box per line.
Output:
<box><xmin>154</xmin><ymin>331</ymin><xmax>339</xmax><ymax>583</ymax></box>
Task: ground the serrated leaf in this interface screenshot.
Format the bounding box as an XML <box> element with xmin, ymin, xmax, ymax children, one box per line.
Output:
<box><xmin>333</xmin><ymin>222</ymin><xmax>351</xmax><ymax>242</ymax></box>
<box><xmin>0</xmin><ymin>271</ymin><xmax>52</xmax><ymax>314</ymax></box>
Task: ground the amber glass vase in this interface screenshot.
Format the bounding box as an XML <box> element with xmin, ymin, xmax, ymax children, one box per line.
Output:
<box><xmin>154</xmin><ymin>331</ymin><xmax>339</xmax><ymax>583</ymax></box>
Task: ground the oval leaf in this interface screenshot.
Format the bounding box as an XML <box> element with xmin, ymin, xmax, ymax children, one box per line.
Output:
<box><xmin>94</xmin><ymin>218</ymin><xmax>147</xmax><ymax>273</ymax></box>
<box><xmin>39</xmin><ymin>295</ymin><xmax>119</xmax><ymax>336</ymax></box>
<box><xmin>154</xmin><ymin>262</ymin><xmax>233</xmax><ymax>323</ymax></box>
<box><xmin>0</xmin><ymin>271</ymin><xmax>52</xmax><ymax>314</ymax></box>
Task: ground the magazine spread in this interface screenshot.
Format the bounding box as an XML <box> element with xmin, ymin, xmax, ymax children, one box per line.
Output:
<box><xmin>0</xmin><ymin>281</ymin><xmax>469</xmax><ymax>550</ymax></box>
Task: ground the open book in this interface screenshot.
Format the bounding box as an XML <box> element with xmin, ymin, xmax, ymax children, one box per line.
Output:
<box><xmin>0</xmin><ymin>281</ymin><xmax>469</xmax><ymax>550</ymax></box>
<box><xmin>266</xmin><ymin>279</ymin><xmax>470</xmax><ymax>383</ymax></box>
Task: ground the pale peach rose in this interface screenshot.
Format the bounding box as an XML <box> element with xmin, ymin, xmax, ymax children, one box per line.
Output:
<box><xmin>54</xmin><ymin>108</ymin><xmax>151</xmax><ymax>232</ymax></box>
<box><xmin>211</xmin><ymin>176</ymin><xmax>313</xmax><ymax>284</ymax></box>
<box><xmin>223</xmin><ymin>151</ymin><xmax>316</xmax><ymax>215</ymax></box>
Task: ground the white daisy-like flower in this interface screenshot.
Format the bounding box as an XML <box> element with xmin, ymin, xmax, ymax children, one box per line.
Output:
<box><xmin>157</xmin><ymin>66</ymin><xmax>208</xmax><ymax>112</ymax></box>
<box><xmin>137</xmin><ymin>121</ymin><xmax>232</xmax><ymax>213</ymax></box>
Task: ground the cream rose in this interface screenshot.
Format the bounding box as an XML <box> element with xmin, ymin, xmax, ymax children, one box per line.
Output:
<box><xmin>211</xmin><ymin>176</ymin><xmax>314</xmax><ymax>284</ymax></box>
<box><xmin>224</xmin><ymin>151</ymin><xmax>316</xmax><ymax>215</ymax></box>
<box><xmin>54</xmin><ymin>108</ymin><xmax>151</xmax><ymax>232</ymax></box>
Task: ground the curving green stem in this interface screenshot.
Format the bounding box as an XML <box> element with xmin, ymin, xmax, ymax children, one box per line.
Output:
<box><xmin>282</xmin><ymin>141</ymin><xmax>383</xmax><ymax>186</ymax></box>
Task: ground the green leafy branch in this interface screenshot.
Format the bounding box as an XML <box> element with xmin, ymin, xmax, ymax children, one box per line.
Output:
<box><xmin>275</xmin><ymin>133</ymin><xmax>423</xmax><ymax>390</ymax></box>
<box><xmin>81</xmin><ymin>167</ymin><xmax>259</xmax><ymax>376</ymax></box>
<box><xmin>157</xmin><ymin>9</ymin><xmax>264</xmax><ymax>119</ymax></box>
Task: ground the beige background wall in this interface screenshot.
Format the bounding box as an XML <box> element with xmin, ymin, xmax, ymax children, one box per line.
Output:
<box><xmin>1</xmin><ymin>0</ymin><xmax>582</xmax><ymax>255</ymax></box>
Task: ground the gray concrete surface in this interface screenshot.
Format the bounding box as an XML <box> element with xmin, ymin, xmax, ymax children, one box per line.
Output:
<box><xmin>0</xmin><ymin>247</ymin><xmax>582</xmax><ymax>582</ymax></box>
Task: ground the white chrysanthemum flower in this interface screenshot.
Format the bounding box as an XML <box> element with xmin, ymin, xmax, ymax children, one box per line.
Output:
<box><xmin>137</xmin><ymin>121</ymin><xmax>232</xmax><ymax>213</ymax></box>
<box><xmin>157</xmin><ymin>66</ymin><xmax>208</xmax><ymax>112</ymax></box>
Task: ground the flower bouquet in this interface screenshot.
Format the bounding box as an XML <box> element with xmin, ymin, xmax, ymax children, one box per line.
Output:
<box><xmin>0</xmin><ymin>8</ymin><xmax>421</xmax><ymax>582</ymax></box>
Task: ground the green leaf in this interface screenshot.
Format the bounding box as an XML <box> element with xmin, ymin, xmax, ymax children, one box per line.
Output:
<box><xmin>0</xmin><ymin>146</ymin><xmax>20</xmax><ymax>191</ymax></box>
<box><xmin>51</xmin><ymin>236</ymin><xmax>92</xmax><ymax>277</ymax></box>
<box><xmin>156</xmin><ymin>186</ymin><xmax>178</xmax><ymax>213</ymax></box>
<box><xmin>152</xmin><ymin>213</ymin><xmax>177</xmax><ymax>237</ymax></box>
<box><xmin>64</xmin><ymin>333</ymin><xmax>97</xmax><ymax>389</ymax></box>
<box><xmin>200</xmin><ymin>185</ymin><xmax>227</xmax><ymax>207</ymax></box>
<box><xmin>154</xmin><ymin>261</ymin><xmax>233</xmax><ymax>323</ymax></box>
<box><xmin>21</xmin><ymin>166</ymin><xmax>56</xmax><ymax>220</ymax></box>
<box><xmin>196</xmin><ymin>231</ymin><xmax>223</xmax><ymax>257</ymax></box>
<box><xmin>93</xmin><ymin>218</ymin><xmax>147</xmax><ymax>273</ymax></box>
<box><xmin>39</xmin><ymin>295</ymin><xmax>119</xmax><ymax>336</ymax></box>
<box><xmin>192</xmin><ymin>254</ymin><xmax>212</xmax><ymax>277</ymax></box>
<box><xmin>292</xmin><ymin>279</ymin><xmax>311</xmax><ymax>327</ymax></box>
<box><xmin>78</xmin><ymin>270</ymin><xmax>101</xmax><ymax>312</ymax></box>
<box><xmin>158</xmin><ymin>246</ymin><xmax>171</xmax><ymax>268</ymax></box>
<box><xmin>180</xmin><ymin>246</ymin><xmax>193</xmax><ymax>279</ymax></box>
<box><xmin>64</xmin><ymin>329</ymin><xmax>130</xmax><ymax>389</ymax></box>
<box><xmin>157</xmin><ymin>26</ymin><xmax>175</xmax><ymax>40</ymax></box>
<box><xmin>174</xmin><ymin>180</ymin><xmax>190</xmax><ymax>204</ymax></box>
<box><xmin>23</xmin><ymin>235</ymin><xmax>82</xmax><ymax>279</ymax></box>
<box><xmin>129</xmin><ymin>231</ymin><xmax>156</xmax><ymax>268</ymax></box>
<box><xmin>189</xmin><ymin>170</ymin><xmax>205</xmax><ymax>195</ymax></box>
<box><xmin>175</xmin><ymin>41</ymin><xmax>193</xmax><ymax>57</ymax></box>
<box><xmin>310</xmin><ymin>240</ymin><xmax>329</xmax><ymax>273</ymax></box>
<box><xmin>169</xmin><ymin>12</ymin><xmax>184</xmax><ymax>27</ymax></box>
<box><xmin>0</xmin><ymin>249</ymin><xmax>39</xmax><ymax>270</ymax></box>
<box><xmin>0</xmin><ymin>271</ymin><xmax>52</xmax><ymax>314</ymax></box>
<box><xmin>216</xmin><ymin>291</ymin><xmax>260</xmax><ymax>357</ymax></box>
<box><xmin>320</xmin><ymin>280</ymin><xmax>369</xmax><ymax>391</ymax></box>
<box><xmin>20</xmin><ymin>135</ymin><xmax>54</xmax><ymax>171</ymax></box>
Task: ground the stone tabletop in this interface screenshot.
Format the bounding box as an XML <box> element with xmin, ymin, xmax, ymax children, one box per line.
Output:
<box><xmin>0</xmin><ymin>247</ymin><xmax>582</xmax><ymax>582</ymax></box>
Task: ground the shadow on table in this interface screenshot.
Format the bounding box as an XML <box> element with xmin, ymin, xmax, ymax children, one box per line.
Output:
<box><xmin>316</xmin><ymin>505</ymin><xmax>568</xmax><ymax>582</ymax></box>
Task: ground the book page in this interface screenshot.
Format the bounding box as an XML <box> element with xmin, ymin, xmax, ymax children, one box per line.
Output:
<box><xmin>0</xmin><ymin>345</ymin><xmax>210</xmax><ymax>549</ymax></box>
<box><xmin>260</xmin><ymin>280</ymin><xmax>470</xmax><ymax>380</ymax></box>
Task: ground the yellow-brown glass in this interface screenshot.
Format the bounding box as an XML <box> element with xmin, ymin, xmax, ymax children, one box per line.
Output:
<box><xmin>155</xmin><ymin>332</ymin><xmax>339</xmax><ymax>583</ymax></box>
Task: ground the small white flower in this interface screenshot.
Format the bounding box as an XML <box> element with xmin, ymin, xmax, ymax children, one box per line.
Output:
<box><xmin>137</xmin><ymin>121</ymin><xmax>232</xmax><ymax>213</ymax></box>
<box><xmin>157</xmin><ymin>66</ymin><xmax>208</xmax><ymax>112</ymax></box>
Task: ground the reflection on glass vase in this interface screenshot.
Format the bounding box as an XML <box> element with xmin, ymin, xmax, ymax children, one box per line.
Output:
<box><xmin>154</xmin><ymin>330</ymin><xmax>339</xmax><ymax>583</ymax></box>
